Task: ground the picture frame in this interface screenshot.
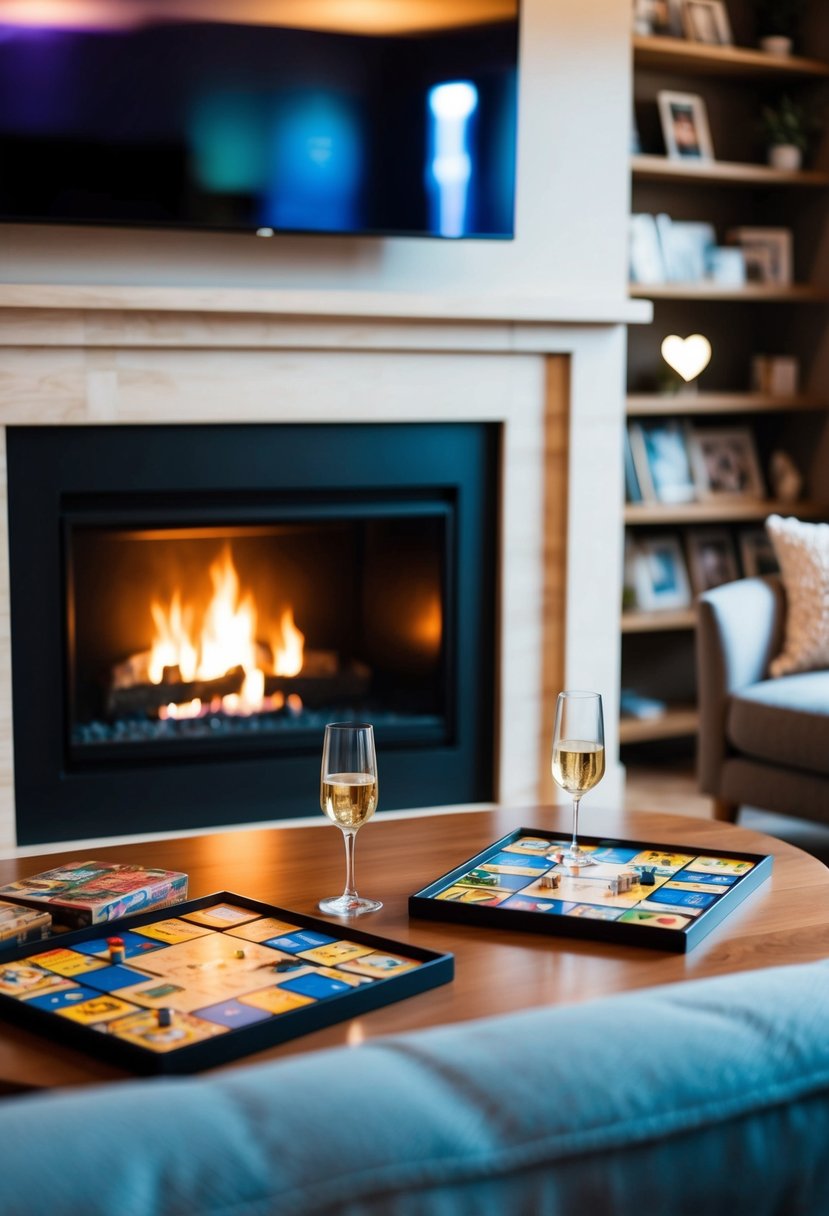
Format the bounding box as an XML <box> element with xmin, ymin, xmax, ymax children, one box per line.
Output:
<box><xmin>688</xmin><ymin>426</ymin><xmax>766</xmax><ymax>500</ymax></box>
<box><xmin>686</xmin><ymin>528</ymin><xmax>740</xmax><ymax>595</ymax></box>
<box><xmin>629</xmin><ymin>419</ymin><xmax>697</xmax><ymax>505</ymax></box>
<box><xmin>631</xmin><ymin>534</ymin><xmax>693</xmax><ymax>611</ymax></box>
<box><xmin>658</xmin><ymin>91</ymin><xmax>715</xmax><ymax>162</ymax></box>
<box><xmin>726</xmin><ymin>228</ymin><xmax>793</xmax><ymax>286</ymax></box>
<box><xmin>739</xmin><ymin>528</ymin><xmax>780</xmax><ymax>578</ymax></box>
<box><xmin>681</xmin><ymin>0</ymin><xmax>733</xmax><ymax>45</ymax></box>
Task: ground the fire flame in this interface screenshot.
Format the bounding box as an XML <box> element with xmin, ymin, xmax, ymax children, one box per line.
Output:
<box><xmin>150</xmin><ymin>546</ymin><xmax>304</xmax><ymax>717</ymax></box>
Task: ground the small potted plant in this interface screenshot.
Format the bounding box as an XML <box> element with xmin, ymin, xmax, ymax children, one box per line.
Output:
<box><xmin>752</xmin><ymin>0</ymin><xmax>805</xmax><ymax>56</ymax></box>
<box><xmin>760</xmin><ymin>94</ymin><xmax>821</xmax><ymax>170</ymax></box>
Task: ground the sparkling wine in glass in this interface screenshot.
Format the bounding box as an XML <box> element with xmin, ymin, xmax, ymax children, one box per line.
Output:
<box><xmin>318</xmin><ymin>722</ymin><xmax>382</xmax><ymax>917</ymax></box>
<box><xmin>551</xmin><ymin>691</ymin><xmax>605</xmax><ymax>867</ymax></box>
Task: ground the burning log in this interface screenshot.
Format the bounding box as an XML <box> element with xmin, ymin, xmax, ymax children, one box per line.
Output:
<box><xmin>265</xmin><ymin>660</ymin><xmax>371</xmax><ymax>709</ymax></box>
<box><xmin>106</xmin><ymin>666</ymin><xmax>247</xmax><ymax>718</ymax></box>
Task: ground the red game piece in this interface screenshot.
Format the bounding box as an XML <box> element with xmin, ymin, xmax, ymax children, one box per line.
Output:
<box><xmin>107</xmin><ymin>936</ymin><xmax>125</xmax><ymax>964</ymax></box>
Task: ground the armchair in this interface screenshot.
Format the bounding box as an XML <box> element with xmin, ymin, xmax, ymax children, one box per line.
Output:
<box><xmin>696</xmin><ymin>575</ymin><xmax>829</xmax><ymax>824</ymax></box>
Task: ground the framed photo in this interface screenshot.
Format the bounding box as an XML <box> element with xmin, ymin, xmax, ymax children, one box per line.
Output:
<box><xmin>739</xmin><ymin>528</ymin><xmax>780</xmax><ymax>578</ymax></box>
<box><xmin>686</xmin><ymin>528</ymin><xmax>740</xmax><ymax>594</ymax></box>
<box><xmin>658</xmin><ymin>91</ymin><xmax>714</xmax><ymax>162</ymax></box>
<box><xmin>688</xmin><ymin>426</ymin><xmax>766</xmax><ymax>500</ymax></box>
<box><xmin>726</xmin><ymin>228</ymin><xmax>793</xmax><ymax>285</ymax></box>
<box><xmin>629</xmin><ymin>420</ymin><xmax>697</xmax><ymax>505</ymax></box>
<box><xmin>681</xmin><ymin>0</ymin><xmax>733</xmax><ymax>45</ymax></box>
<box><xmin>631</xmin><ymin>534</ymin><xmax>693</xmax><ymax>610</ymax></box>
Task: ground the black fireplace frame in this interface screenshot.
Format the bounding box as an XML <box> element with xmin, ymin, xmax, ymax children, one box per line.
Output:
<box><xmin>7</xmin><ymin>422</ymin><xmax>498</xmax><ymax>844</ymax></box>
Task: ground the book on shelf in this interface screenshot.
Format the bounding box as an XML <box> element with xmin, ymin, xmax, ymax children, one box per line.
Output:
<box><xmin>0</xmin><ymin>861</ymin><xmax>188</xmax><ymax>929</ymax></box>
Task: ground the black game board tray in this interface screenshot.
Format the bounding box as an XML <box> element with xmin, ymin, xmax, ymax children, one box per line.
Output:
<box><xmin>409</xmin><ymin>827</ymin><xmax>773</xmax><ymax>953</ymax></box>
<box><xmin>0</xmin><ymin>892</ymin><xmax>454</xmax><ymax>1074</ymax></box>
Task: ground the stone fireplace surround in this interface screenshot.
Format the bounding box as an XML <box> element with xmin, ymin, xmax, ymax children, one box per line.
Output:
<box><xmin>0</xmin><ymin>284</ymin><xmax>642</xmax><ymax>851</ymax></box>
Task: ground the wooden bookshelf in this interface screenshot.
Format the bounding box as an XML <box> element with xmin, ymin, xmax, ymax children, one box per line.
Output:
<box><xmin>631</xmin><ymin>153</ymin><xmax>829</xmax><ymax>187</ymax></box>
<box><xmin>619</xmin><ymin>707</ymin><xmax>699</xmax><ymax>745</ymax></box>
<box><xmin>622</xmin><ymin>608</ymin><xmax>697</xmax><ymax>633</ymax></box>
<box><xmin>632</xmin><ymin>34</ymin><xmax>829</xmax><ymax>79</ymax></box>
<box><xmin>626</xmin><ymin>392</ymin><xmax>829</xmax><ymax>416</ymax></box>
<box><xmin>624</xmin><ymin>499</ymin><xmax>828</xmax><ymax>525</ymax></box>
<box><xmin>629</xmin><ymin>282</ymin><xmax>829</xmax><ymax>301</ymax></box>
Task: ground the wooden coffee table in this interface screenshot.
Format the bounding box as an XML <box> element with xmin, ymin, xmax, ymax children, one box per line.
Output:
<box><xmin>1</xmin><ymin>804</ymin><xmax>828</xmax><ymax>1090</ymax></box>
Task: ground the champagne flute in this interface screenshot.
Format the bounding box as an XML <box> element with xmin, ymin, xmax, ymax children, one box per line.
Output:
<box><xmin>551</xmin><ymin>691</ymin><xmax>605</xmax><ymax>867</ymax></box>
<box><xmin>318</xmin><ymin>722</ymin><xmax>382</xmax><ymax>917</ymax></box>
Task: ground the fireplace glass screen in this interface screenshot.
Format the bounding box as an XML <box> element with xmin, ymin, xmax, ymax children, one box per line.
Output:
<box><xmin>68</xmin><ymin>511</ymin><xmax>448</xmax><ymax>761</ymax></box>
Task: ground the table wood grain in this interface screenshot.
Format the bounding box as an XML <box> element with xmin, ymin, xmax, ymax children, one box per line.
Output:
<box><xmin>1</xmin><ymin>805</ymin><xmax>827</xmax><ymax>1091</ymax></box>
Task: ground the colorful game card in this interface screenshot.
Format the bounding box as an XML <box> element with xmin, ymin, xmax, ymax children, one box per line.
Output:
<box><xmin>132</xmin><ymin>918</ymin><xmax>213</xmax><ymax>945</ymax></box>
<box><xmin>435</xmin><ymin>886</ymin><xmax>506</xmax><ymax>906</ymax></box>
<box><xmin>0</xmin><ymin>962</ymin><xmax>76</xmax><ymax>999</ymax></box>
<box><xmin>104</xmin><ymin>1009</ymin><xmax>228</xmax><ymax>1053</ymax></box>
<box><xmin>409</xmin><ymin>827</ymin><xmax>772</xmax><ymax>954</ymax></box>
<box><xmin>182</xmin><ymin>904</ymin><xmax>262</xmax><ymax>929</ymax></box>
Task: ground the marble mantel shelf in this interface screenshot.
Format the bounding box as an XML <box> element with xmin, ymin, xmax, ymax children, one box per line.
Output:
<box><xmin>0</xmin><ymin>283</ymin><xmax>652</xmax><ymax>329</ymax></box>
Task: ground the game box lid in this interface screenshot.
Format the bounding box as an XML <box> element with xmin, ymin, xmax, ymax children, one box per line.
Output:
<box><xmin>0</xmin><ymin>861</ymin><xmax>188</xmax><ymax>928</ymax></box>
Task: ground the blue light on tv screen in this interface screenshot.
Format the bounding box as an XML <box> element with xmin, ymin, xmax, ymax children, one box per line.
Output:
<box><xmin>0</xmin><ymin>3</ymin><xmax>520</xmax><ymax>238</ymax></box>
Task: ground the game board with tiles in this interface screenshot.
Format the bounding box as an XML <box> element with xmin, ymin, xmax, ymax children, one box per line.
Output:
<box><xmin>0</xmin><ymin>893</ymin><xmax>453</xmax><ymax>1073</ymax></box>
<box><xmin>409</xmin><ymin>828</ymin><xmax>773</xmax><ymax>952</ymax></box>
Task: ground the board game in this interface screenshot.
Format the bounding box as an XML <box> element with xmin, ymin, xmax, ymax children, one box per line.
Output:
<box><xmin>0</xmin><ymin>893</ymin><xmax>453</xmax><ymax>1074</ymax></box>
<box><xmin>409</xmin><ymin>828</ymin><xmax>773</xmax><ymax>952</ymax></box>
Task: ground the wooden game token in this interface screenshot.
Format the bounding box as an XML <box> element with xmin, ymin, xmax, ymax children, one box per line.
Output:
<box><xmin>234</xmin><ymin>948</ymin><xmax>246</xmax><ymax>958</ymax></box>
<box><xmin>156</xmin><ymin>1008</ymin><xmax>173</xmax><ymax>1028</ymax></box>
<box><xmin>107</xmin><ymin>936</ymin><xmax>125</xmax><ymax>964</ymax></box>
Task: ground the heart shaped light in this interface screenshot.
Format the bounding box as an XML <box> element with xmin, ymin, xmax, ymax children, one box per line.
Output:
<box><xmin>660</xmin><ymin>333</ymin><xmax>712</xmax><ymax>383</ymax></box>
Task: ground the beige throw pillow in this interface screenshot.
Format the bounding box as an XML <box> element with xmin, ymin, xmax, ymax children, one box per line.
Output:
<box><xmin>766</xmin><ymin>514</ymin><xmax>829</xmax><ymax>677</ymax></box>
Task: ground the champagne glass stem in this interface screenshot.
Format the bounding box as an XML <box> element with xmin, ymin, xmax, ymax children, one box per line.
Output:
<box><xmin>341</xmin><ymin>829</ymin><xmax>358</xmax><ymax>900</ymax></box>
<box><xmin>571</xmin><ymin>797</ymin><xmax>581</xmax><ymax>856</ymax></box>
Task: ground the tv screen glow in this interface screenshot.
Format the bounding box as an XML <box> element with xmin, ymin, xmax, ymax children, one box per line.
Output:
<box><xmin>0</xmin><ymin>1</ymin><xmax>519</xmax><ymax>239</ymax></box>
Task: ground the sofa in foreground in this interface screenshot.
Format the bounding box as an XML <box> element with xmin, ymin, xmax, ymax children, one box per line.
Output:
<box><xmin>2</xmin><ymin>959</ymin><xmax>829</xmax><ymax>1215</ymax></box>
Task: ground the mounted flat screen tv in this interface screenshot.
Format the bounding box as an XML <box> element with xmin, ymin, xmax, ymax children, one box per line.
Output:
<box><xmin>0</xmin><ymin>1</ymin><xmax>519</xmax><ymax>239</ymax></box>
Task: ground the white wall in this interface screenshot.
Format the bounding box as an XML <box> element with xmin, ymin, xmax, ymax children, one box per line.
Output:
<box><xmin>0</xmin><ymin>0</ymin><xmax>633</xmax><ymax>301</ymax></box>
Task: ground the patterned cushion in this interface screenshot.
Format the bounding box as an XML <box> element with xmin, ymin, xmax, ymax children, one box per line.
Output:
<box><xmin>766</xmin><ymin>514</ymin><xmax>829</xmax><ymax>676</ymax></box>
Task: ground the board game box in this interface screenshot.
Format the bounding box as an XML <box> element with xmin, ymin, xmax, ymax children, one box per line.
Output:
<box><xmin>409</xmin><ymin>828</ymin><xmax>773</xmax><ymax>952</ymax></box>
<box><xmin>0</xmin><ymin>861</ymin><xmax>188</xmax><ymax>928</ymax></box>
<box><xmin>0</xmin><ymin>892</ymin><xmax>454</xmax><ymax>1074</ymax></box>
<box><xmin>0</xmin><ymin>900</ymin><xmax>52</xmax><ymax>947</ymax></box>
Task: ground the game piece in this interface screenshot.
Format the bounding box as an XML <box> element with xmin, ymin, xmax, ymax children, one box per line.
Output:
<box><xmin>156</xmin><ymin>1007</ymin><xmax>173</xmax><ymax>1027</ymax></box>
<box><xmin>107</xmin><ymin>936</ymin><xmax>125</xmax><ymax>964</ymax></box>
<box><xmin>553</xmin><ymin>851</ymin><xmax>565</xmax><ymax>864</ymax></box>
<box><xmin>540</xmin><ymin>873</ymin><xmax>561</xmax><ymax>890</ymax></box>
<box><xmin>607</xmin><ymin>878</ymin><xmax>620</xmax><ymax>896</ymax></box>
<box><xmin>234</xmin><ymin>948</ymin><xmax>246</xmax><ymax>959</ymax></box>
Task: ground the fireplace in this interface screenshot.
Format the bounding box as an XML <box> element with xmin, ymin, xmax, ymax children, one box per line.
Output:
<box><xmin>8</xmin><ymin>422</ymin><xmax>498</xmax><ymax>844</ymax></box>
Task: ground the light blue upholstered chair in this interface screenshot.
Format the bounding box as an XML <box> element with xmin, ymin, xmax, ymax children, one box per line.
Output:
<box><xmin>697</xmin><ymin>574</ymin><xmax>829</xmax><ymax>823</ymax></box>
